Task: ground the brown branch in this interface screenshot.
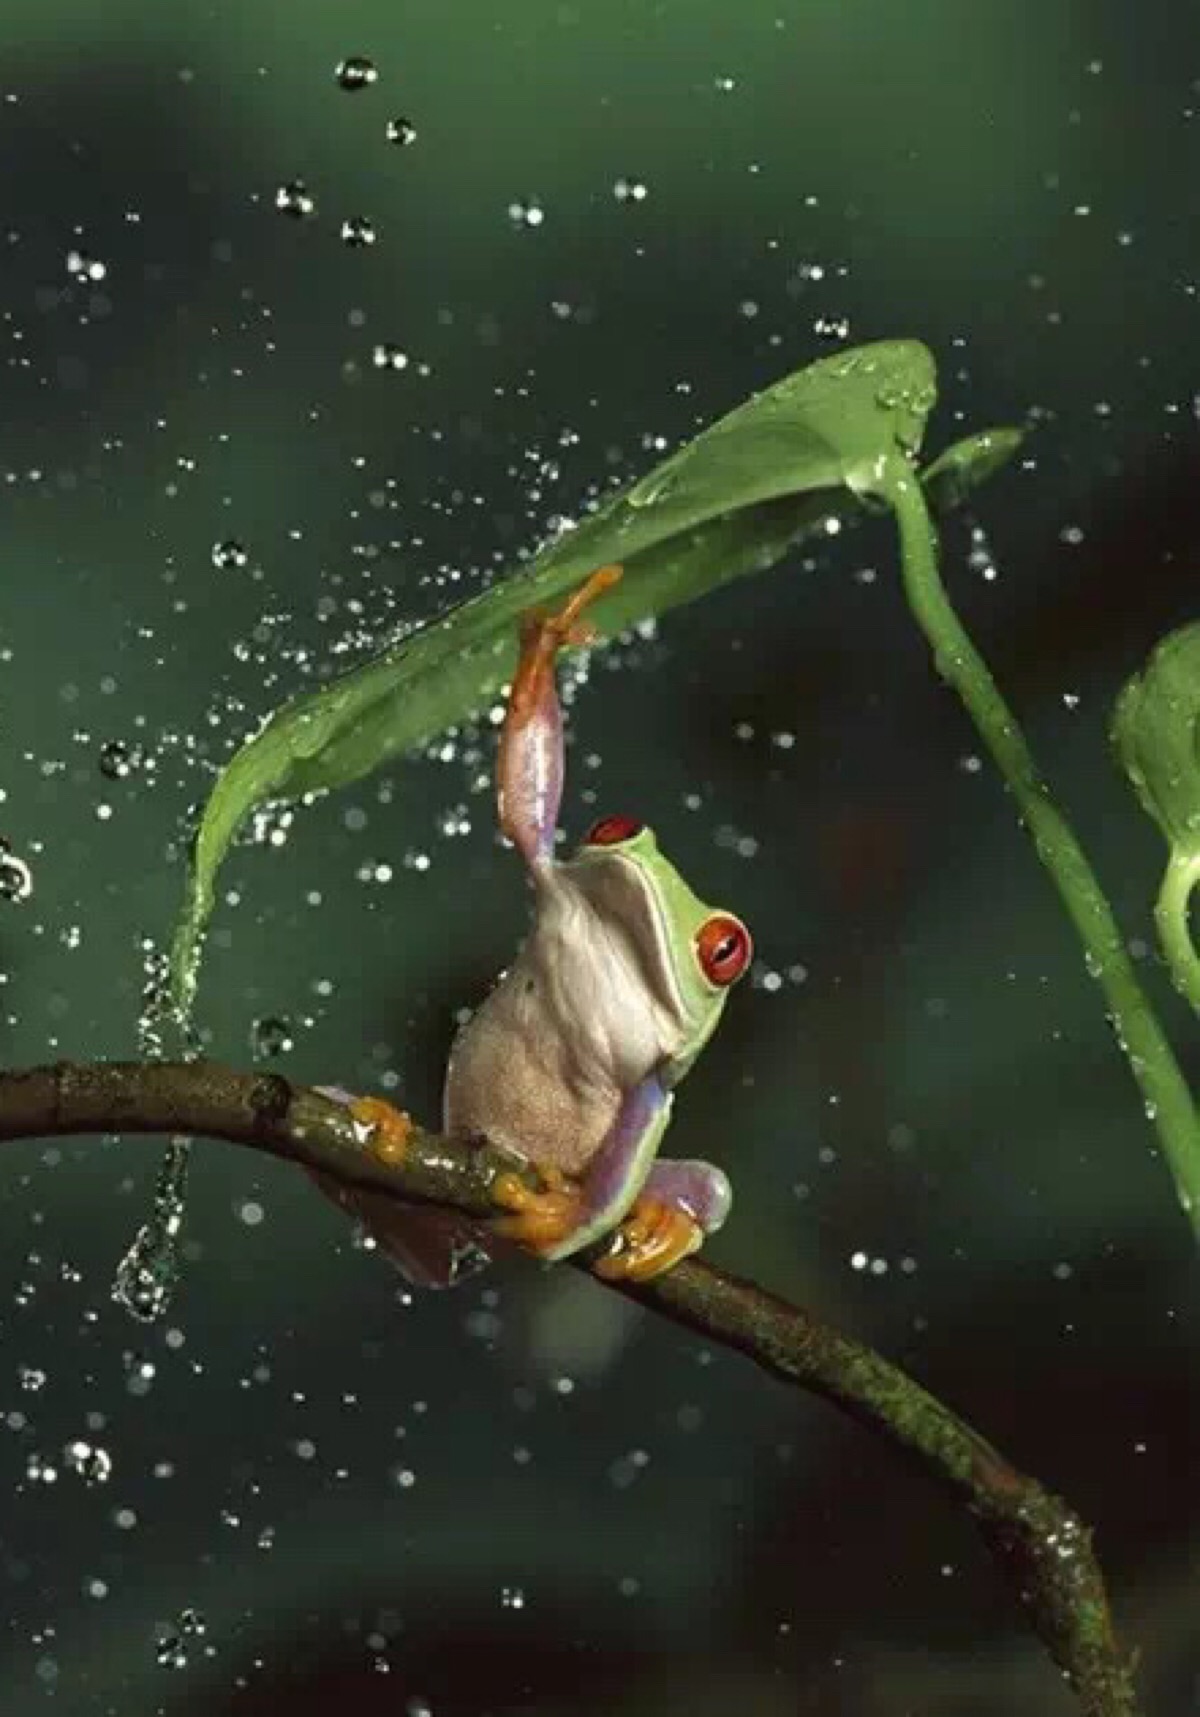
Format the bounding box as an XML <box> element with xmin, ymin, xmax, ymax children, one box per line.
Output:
<box><xmin>0</xmin><ymin>1058</ymin><xmax>1140</xmax><ymax>1717</ymax></box>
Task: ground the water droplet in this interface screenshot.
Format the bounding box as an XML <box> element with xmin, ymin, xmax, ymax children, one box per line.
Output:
<box><xmin>275</xmin><ymin>180</ymin><xmax>316</xmax><ymax>220</ymax></box>
<box><xmin>64</xmin><ymin>1439</ymin><xmax>112</xmax><ymax>1484</ymax></box>
<box><xmin>0</xmin><ymin>843</ymin><xmax>33</xmax><ymax>902</ymax></box>
<box><xmin>336</xmin><ymin>56</ymin><xmax>378</xmax><ymax>92</ymax></box>
<box><xmin>99</xmin><ymin>740</ymin><xmax>141</xmax><ymax>780</ymax></box>
<box><xmin>813</xmin><ymin>314</ymin><xmax>851</xmax><ymax>341</ymax></box>
<box><xmin>155</xmin><ymin>1632</ymin><xmax>187</xmax><ymax>1671</ymax></box>
<box><xmin>340</xmin><ymin>216</ymin><xmax>377</xmax><ymax>248</ymax></box>
<box><xmin>111</xmin><ymin>1140</ymin><xmax>190</xmax><ymax>1323</ymax></box>
<box><xmin>112</xmin><ymin>1227</ymin><xmax>176</xmax><ymax>1322</ymax></box>
<box><xmin>251</xmin><ymin>1015</ymin><xmax>294</xmax><ymax>1059</ymax></box>
<box><xmin>612</xmin><ymin>177</ymin><xmax>648</xmax><ymax>203</ymax></box>
<box><xmin>66</xmin><ymin>249</ymin><xmax>107</xmax><ymax>283</ymax></box>
<box><xmin>371</xmin><ymin>343</ymin><xmax>409</xmax><ymax>371</ymax></box>
<box><xmin>211</xmin><ymin>539</ymin><xmax>249</xmax><ymax>571</ymax></box>
<box><xmin>386</xmin><ymin>117</ymin><xmax>417</xmax><ymax>146</ymax></box>
<box><xmin>508</xmin><ymin>198</ymin><xmax>545</xmax><ymax>230</ymax></box>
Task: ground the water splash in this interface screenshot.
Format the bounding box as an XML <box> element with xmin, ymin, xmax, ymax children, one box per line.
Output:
<box><xmin>112</xmin><ymin>1136</ymin><xmax>190</xmax><ymax>1323</ymax></box>
<box><xmin>111</xmin><ymin>938</ymin><xmax>201</xmax><ymax>1323</ymax></box>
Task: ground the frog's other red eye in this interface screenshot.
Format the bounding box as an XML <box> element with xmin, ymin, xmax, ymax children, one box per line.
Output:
<box><xmin>586</xmin><ymin>814</ymin><xmax>644</xmax><ymax>847</ymax></box>
<box><xmin>696</xmin><ymin>915</ymin><xmax>752</xmax><ymax>987</ymax></box>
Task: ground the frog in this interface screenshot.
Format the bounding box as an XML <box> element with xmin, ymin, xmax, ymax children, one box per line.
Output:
<box><xmin>314</xmin><ymin>563</ymin><xmax>752</xmax><ymax>1285</ymax></box>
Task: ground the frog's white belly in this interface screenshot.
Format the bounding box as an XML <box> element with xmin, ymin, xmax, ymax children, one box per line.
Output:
<box><xmin>443</xmin><ymin>875</ymin><xmax>683</xmax><ymax>1174</ymax></box>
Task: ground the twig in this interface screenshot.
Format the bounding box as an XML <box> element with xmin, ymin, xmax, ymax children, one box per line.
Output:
<box><xmin>0</xmin><ymin>1059</ymin><xmax>1140</xmax><ymax>1717</ymax></box>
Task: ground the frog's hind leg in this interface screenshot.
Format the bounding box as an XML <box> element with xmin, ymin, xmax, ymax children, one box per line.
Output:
<box><xmin>491</xmin><ymin>1073</ymin><xmax>671</xmax><ymax>1261</ymax></box>
<box><xmin>593</xmin><ymin>1158</ymin><xmax>731</xmax><ymax>1283</ymax></box>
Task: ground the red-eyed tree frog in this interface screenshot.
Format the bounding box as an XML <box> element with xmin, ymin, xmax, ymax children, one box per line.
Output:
<box><xmin>315</xmin><ymin>564</ymin><xmax>752</xmax><ymax>1285</ymax></box>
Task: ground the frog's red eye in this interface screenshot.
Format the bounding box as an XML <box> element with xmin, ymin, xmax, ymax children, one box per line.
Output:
<box><xmin>696</xmin><ymin>915</ymin><xmax>752</xmax><ymax>987</ymax></box>
<box><xmin>586</xmin><ymin>814</ymin><xmax>644</xmax><ymax>847</ymax></box>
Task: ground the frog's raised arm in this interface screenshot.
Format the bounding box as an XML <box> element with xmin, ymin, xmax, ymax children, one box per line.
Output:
<box><xmin>497</xmin><ymin>563</ymin><xmax>623</xmax><ymax>870</ymax></box>
<box><xmin>310</xmin><ymin>559</ymin><xmax>747</xmax><ymax>1289</ymax></box>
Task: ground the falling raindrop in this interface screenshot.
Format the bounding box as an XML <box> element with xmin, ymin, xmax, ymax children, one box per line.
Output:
<box><xmin>155</xmin><ymin>1632</ymin><xmax>187</xmax><ymax>1671</ymax></box>
<box><xmin>111</xmin><ymin>1138</ymin><xmax>189</xmax><ymax>1323</ymax></box>
<box><xmin>340</xmin><ymin>216</ymin><xmax>377</xmax><ymax>248</ymax></box>
<box><xmin>612</xmin><ymin>177</ymin><xmax>648</xmax><ymax>203</ymax></box>
<box><xmin>251</xmin><ymin>1015</ymin><xmax>294</xmax><ymax>1059</ymax></box>
<box><xmin>371</xmin><ymin>343</ymin><xmax>409</xmax><ymax>371</ymax></box>
<box><xmin>275</xmin><ymin>180</ymin><xmax>316</xmax><ymax>220</ymax></box>
<box><xmin>99</xmin><ymin>740</ymin><xmax>141</xmax><ymax>780</ymax></box>
<box><xmin>211</xmin><ymin>539</ymin><xmax>249</xmax><ymax>571</ymax></box>
<box><xmin>336</xmin><ymin>56</ymin><xmax>378</xmax><ymax>91</ymax></box>
<box><xmin>0</xmin><ymin>842</ymin><xmax>33</xmax><ymax>903</ymax></box>
<box><xmin>386</xmin><ymin>117</ymin><xmax>417</xmax><ymax>147</ymax></box>
<box><xmin>66</xmin><ymin>249</ymin><xmax>107</xmax><ymax>283</ymax></box>
<box><xmin>64</xmin><ymin>1439</ymin><xmax>113</xmax><ymax>1485</ymax></box>
<box><xmin>508</xmin><ymin>198</ymin><xmax>545</xmax><ymax>230</ymax></box>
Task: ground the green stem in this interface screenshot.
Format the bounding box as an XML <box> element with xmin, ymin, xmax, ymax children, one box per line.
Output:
<box><xmin>1155</xmin><ymin>850</ymin><xmax>1200</xmax><ymax>1018</ymax></box>
<box><xmin>884</xmin><ymin>462</ymin><xmax>1200</xmax><ymax>1229</ymax></box>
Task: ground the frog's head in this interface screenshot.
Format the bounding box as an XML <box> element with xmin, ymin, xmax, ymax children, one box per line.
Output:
<box><xmin>565</xmin><ymin>814</ymin><xmax>753</xmax><ymax>1081</ymax></box>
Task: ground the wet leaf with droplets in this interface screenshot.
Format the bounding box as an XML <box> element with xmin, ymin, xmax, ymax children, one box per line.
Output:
<box><xmin>1112</xmin><ymin>621</ymin><xmax>1200</xmax><ymax>855</ymax></box>
<box><xmin>921</xmin><ymin>427</ymin><xmax>1025</xmax><ymax>511</ymax></box>
<box><xmin>167</xmin><ymin>341</ymin><xmax>1019</xmax><ymax>1012</ymax></box>
<box><xmin>1113</xmin><ymin>620</ymin><xmax>1200</xmax><ymax>1030</ymax></box>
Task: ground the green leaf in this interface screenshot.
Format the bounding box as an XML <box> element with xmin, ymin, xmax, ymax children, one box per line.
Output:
<box><xmin>171</xmin><ymin>340</ymin><xmax>947</xmax><ymax>1012</ymax></box>
<box><xmin>921</xmin><ymin>426</ymin><xmax>1024</xmax><ymax>511</ymax></box>
<box><xmin>1112</xmin><ymin>621</ymin><xmax>1200</xmax><ymax>854</ymax></box>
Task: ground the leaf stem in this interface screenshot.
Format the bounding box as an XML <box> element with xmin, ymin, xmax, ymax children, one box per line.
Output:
<box><xmin>884</xmin><ymin>462</ymin><xmax>1200</xmax><ymax>1230</ymax></box>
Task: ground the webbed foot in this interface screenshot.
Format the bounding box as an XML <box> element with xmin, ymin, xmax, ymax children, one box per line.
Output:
<box><xmin>511</xmin><ymin>564</ymin><xmax>623</xmax><ymax>713</ymax></box>
<box><xmin>316</xmin><ymin>1086</ymin><xmax>413</xmax><ymax>1167</ymax></box>
<box><xmin>491</xmin><ymin>1164</ymin><xmax>587</xmax><ymax>1255</ymax></box>
<box><xmin>593</xmin><ymin>1197</ymin><xmax>704</xmax><ymax>1282</ymax></box>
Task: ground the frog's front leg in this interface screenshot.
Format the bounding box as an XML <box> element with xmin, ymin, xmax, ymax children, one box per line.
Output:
<box><xmin>498</xmin><ymin>563</ymin><xmax>622</xmax><ymax>869</ymax></box>
<box><xmin>593</xmin><ymin>1158</ymin><xmax>732</xmax><ymax>1282</ymax></box>
<box><xmin>492</xmin><ymin>1073</ymin><xmax>672</xmax><ymax>1261</ymax></box>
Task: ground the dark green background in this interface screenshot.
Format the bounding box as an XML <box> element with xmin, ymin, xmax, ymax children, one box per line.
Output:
<box><xmin>0</xmin><ymin>2</ymin><xmax>1197</xmax><ymax>1712</ymax></box>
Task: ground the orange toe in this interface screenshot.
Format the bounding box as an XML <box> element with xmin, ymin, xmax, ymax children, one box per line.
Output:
<box><xmin>348</xmin><ymin>1096</ymin><xmax>413</xmax><ymax>1167</ymax></box>
<box><xmin>491</xmin><ymin>1166</ymin><xmax>584</xmax><ymax>1255</ymax></box>
<box><xmin>593</xmin><ymin>1198</ymin><xmax>703</xmax><ymax>1282</ymax></box>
